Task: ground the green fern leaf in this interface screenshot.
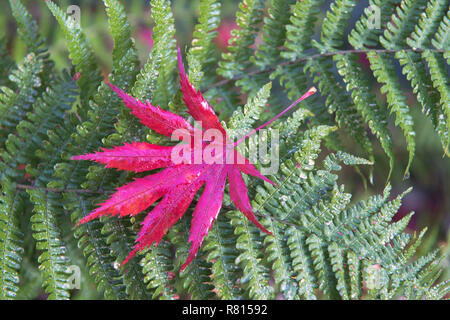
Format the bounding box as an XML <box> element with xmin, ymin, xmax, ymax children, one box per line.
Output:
<box><xmin>229</xmin><ymin>209</ymin><xmax>274</xmax><ymax>300</ymax></box>
<box><xmin>368</xmin><ymin>52</ymin><xmax>416</xmax><ymax>176</ymax></box>
<box><xmin>314</xmin><ymin>0</ymin><xmax>356</xmax><ymax>53</ymax></box>
<box><xmin>140</xmin><ymin>241</ymin><xmax>176</xmax><ymax>299</ymax></box>
<box><xmin>0</xmin><ymin>179</ymin><xmax>25</xmax><ymax>300</ymax></box>
<box><xmin>149</xmin><ymin>0</ymin><xmax>177</xmax><ymax>107</ymax></box>
<box><xmin>0</xmin><ymin>39</ymin><xmax>14</xmax><ymax>88</ymax></box>
<box><xmin>204</xmin><ymin>214</ymin><xmax>243</xmax><ymax>299</ymax></box>
<box><xmin>169</xmin><ymin>216</ymin><xmax>216</xmax><ymax>299</ymax></box>
<box><xmin>1</xmin><ymin>71</ymin><xmax>76</xmax><ymax>183</ymax></box>
<box><xmin>218</xmin><ymin>0</ymin><xmax>265</xmax><ymax>80</ymax></box>
<box><xmin>46</xmin><ymin>0</ymin><xmax>102</xmax><ymax>103</ymax></box>
<box><xmin>253</xmin><ymin>0</ymin><xmax>296</xmax><ymax>69</ymax></box>
<box><xmin>334</xmin><ymin>54</ymin><xmax>395</xmax><ymax>179</ymax></box>
<box><xmin>27</xmin><ymin>189</ymin><xmax>71</xmax><ymax>300</ymax></box>
<box><xmin>0</xmin><ymin>53</ymin><xmax>42</xmax><ymax>146</ymax></box>
<box><xmin>187</xmin><ymin>0</ymin><xmax>221</xmax><ymax>86</ymax></box>
<box><xmin>286</xmin><ymin>227</ymin><xmax>318</xmax><ymax>299</ymax></box>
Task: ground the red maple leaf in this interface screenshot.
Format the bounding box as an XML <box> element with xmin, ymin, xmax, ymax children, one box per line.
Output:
<box><xmin>72</xmin><ymin>48</ymin><xmax>316</xmax><ymax>270</ymax></box>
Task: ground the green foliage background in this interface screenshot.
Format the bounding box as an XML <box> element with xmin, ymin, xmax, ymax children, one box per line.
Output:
<box><xmin>0</xmin><ymin>0</ymin><xmax>449</xmax><ymax>300</ymax></box>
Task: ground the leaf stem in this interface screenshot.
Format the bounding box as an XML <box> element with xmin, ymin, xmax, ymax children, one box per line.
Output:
<box><xmin>233</xmin><ymin>87</ymin><xmax>317</xmax><ymax>146</ymax></box>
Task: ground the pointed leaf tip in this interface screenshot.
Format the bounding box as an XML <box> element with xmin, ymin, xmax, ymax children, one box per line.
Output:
<box><xmin>177</xmin><ymin>45</ymin><xmax>185</xmax><ymax>77</ymax></box>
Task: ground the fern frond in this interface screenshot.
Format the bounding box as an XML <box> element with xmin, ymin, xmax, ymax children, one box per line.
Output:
<box><xmin>27</xmin><ymin>189</ymin><xmax>71</xmax><ymax>300</ymax></box>
<box><xmin>269</xmin><ymin>0</ymin><xmax>323</xmax><ymax>108</ymax></box>
<box><xmin>76</xmin><ymin>7</ymin><xmax>147</xmax><ymax>298</ymax></box>
<box><xmin>102</xmin><ymin>1</ymin><xmax>141</xmax><ymax>145</ymax></box>
<box><xmin>0</xmin><ymin>179</ymin><xmax>24</xmax><ymax>300</ymax></box>
<box><xmin>8</xmin><ymin>0</ymin><xmax>45</xmax><ymax>53</ymax></box>
<box><xmin>261</xmin><ymin>218</ymin><xmax>298</xmax><ymax>299</ymax></box>
<box><xmin>253</xmin><ymin>125</ymin><xmax>336</xmax><ymax>224</ymax></box>
<box><xmin>289</xmin><ymin>1</ymin><xmax>373</xmax><ymax>166</ymax></box>
<box><xmin>229</xmin><ymin>209</ymin><xmax>274</xmax><ymax>300</ymax></box>
<box><xmin>272</xmin><ymin>0</ymin><xmax>323</xmax><ymax>114</ymax></box>
<box><xmin>2</xmin><ymin>0</ymin><xmax>446</xmax><ymax>300</ymax></box>
<box><xmin>218</xmin><ymin>0</ymin><xmax>265</xmax><ymax>80</ymax></box>
<box><xmin>249</xmin><ymin>126</ymin><xmax>341</xmax><ymax>299</ymax></box>
<box><xmin>46</xmin><ymin>0</ymin><xmax>101</xmax><ymax>103</ymax></box>
<box><xmin>1</xmin><ymin>71</ymin><xmax>76</xmax><ymax>182</ymax></box>
<box><xmin>140</xmin><ymin>241</ymin><xmax>176</xmax><ymax>299</ymax></box>
<box><xmin>132</xmin><ymin>52</ymin><xmax>159</xmax><ymax>102</ymax></box>
<box><xmin>334</xmin><ymin>54</ymin><xmax>394</xmax><ymax>179</ymax></box>
<box><xmin>401</xmin><ymin>1</ymin><xmax>449</xmax><ymax>153</ymax></box>
<box><xmin>380</xmin><ymin>0</ymin><xmax>429</xmax><ymax>50</ymax></box>
<box><xmin>285</xmin><ymin>227</ymin><xmax>317</xmax><ymax>299</ymax></box>
<box><xmin>67</xmin><ymin>192</ymin><xmax>127</xmax><ymax>299</ymax></box>
<box><xmin>149</xmin><ymin>0</ymin><xmax>177</xmax><ymax>107</ymax></box>
<box><xmin>92</xmin><ymin>1</ymin><xmax>174</xmax><ymax>299</ymax></box>
<box><xmin>29</xmin><ymin>117</ymin><xmax>115</xmax><ymax>300</ymax></box>
<box><xmin>169</xmin><ymin>216</ymin><xmax>216</xmax><ymax>299</ymax></box>
<box><xmin>305</xmin><ymin>58</ymin><xmax>374</xmax><ymax>168</ymax></box>
<box><xmin>282</xmin><ymin>0</ymin><xmax>323</xmax><ymax>61</ymax></box>
<box><xmin>44</xmin><ymin>2</ymin><xmax>139</xmax><ymax>298</ymax></box>
<box><xmin>272</xmin><ymin>62</ymin><xmax>311</xmax><ymax>101</ymax></box>
<box><xmin>255</xmin><ymin>149</ymin><xmax>448</xmax><ymax>299</ymax></box>
<box><xmin>431</xmin><ymin>8</ymin><xmax>449</xmax><ymax>62</ymax></box>
<box><xmin>275</xmin><ymin>108</ymin><xmax>312</xmax><ymax>156</ymax></box>
<box><xmin>391</xmin><ymin>249</ymin><xmax>441</xmax><ymax>298</ymax></box>
<box><xmin>51</xmin><ymin>50</ymin><xmax>136</xmax><ymax>190</ymax></box>
<box><xmin>349</xmin><ymin>0</ymin><xmax>401</xmax><ymax>49</ymax></box>
<box><xmin>407</xmin><ymin>0</ymin><xmax>449</xmax><ymax>49</ymax></box>
<box><xmin>8</xmin><ymin>0</ymin><xmax>53</xmax><ymax>86</ymax></box>
<box><xmin>371</xmin><ymin>0</ymin><xmax>432</xmax><ymax>175</ymax></box>
<box><xmin>315</xmin><ymin>0</ymin><xmax>356</xmax><ymax>53</ymax></box>
<box><xmin>0</xmin><ymin>53</ymin><xmax>42</xmax><ymax>146</ymax></box>
<box><xmin>333</xmin><ymin>188</ymin><xmax>410</xmax><ymax>266</ymax></box>
<box><xmin>205</xmin><ymin>214</ymin><xmax>243</xmax><ymax>299</ymax></box>
<box><xmin>422</xmin><ymin>49</ymin><xmax>450</xmax><ymax>151</ymax></box>
<box><xmin>368</xmin><ymin>52</ymin><xmax>416</xmax><ymax>176</ymax></box>
<box><xmin>252</xmin><ymin>0</ymin><xmax>296</xmax><ymax>68</ymax></box>
<box><xmin>187</xmin><ymin>0</ymin><xmax>221</xmax><ymax>86</ymax></box>
<box><xmin>329</xmin><ymin>242</ymin><xmax>351</xmax><ymax>299</ymax></box>
<box><xmin>423</xmin><ymin>49</ymin><xmax>450</xmax><ymax>152</ymax></box>
<box><xmin>426</xmin><ymin>279</ymin><xmax>450</xmax><ymax>300</ymax></box>
<box><xmin>0</xmin><ymin>38</ymin><xmax>14</xmax><ymax>87</ymax></box>
<box><xmin>101</xmin><ymin>216</ymin><xmax>151</xmax><ymax>299</ymax></box>
<box><xmin>346</xmin><ymin>251</ymin><xmax>363</xmax><ymax>299</ymax></box>
<box><xmin>226</xmin><ymin>82</ymin><xmax>271</xmax><ymax>141</ymax></box>
<box><xmin>0</xmin><ymin>72</ymin><xmax>77</xmax><ymax>300</ymax></box>
<box><xmin>396</xmin><ymin>49</ymin><xmax>448</xmax><ymax>153</ymax></box>
<box><xmin>103</xmin><ymin>0</ymin><xmax>136</xmax><ymax>69</ymax></box>
<box><xmin>300</xmin><ymin>184</ymin><xmax>352</xmax><ymax>238</ymax></box>
<box><xmin>307</xmin><ymin>234</ymin><xmax>341</xmax><ymax>298</ymax></box>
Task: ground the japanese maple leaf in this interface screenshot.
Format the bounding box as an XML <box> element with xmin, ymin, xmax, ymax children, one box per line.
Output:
<box><xmin>72</xmin><ymin>48</ymin><xmax>316</xmax><ymax>270</ymax></box>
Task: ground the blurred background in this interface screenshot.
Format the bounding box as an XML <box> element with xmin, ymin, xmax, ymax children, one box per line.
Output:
<box><xmin>1</xmin><ymin>0</ymin><xmax>449</xmax><ymax>292</ymax></box>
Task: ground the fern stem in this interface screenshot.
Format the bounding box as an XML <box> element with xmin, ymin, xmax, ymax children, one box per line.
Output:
<box><xmin>205</xmin><ymin>48</ymin><xmax>445</xmax><ymax>91</ymax></box>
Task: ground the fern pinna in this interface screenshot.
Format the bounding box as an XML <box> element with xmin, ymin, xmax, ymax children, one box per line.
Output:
<box><xmin>0</xmin><ymin>0</ymin><xmax>449</xmax><ymax>300</ymax></box>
